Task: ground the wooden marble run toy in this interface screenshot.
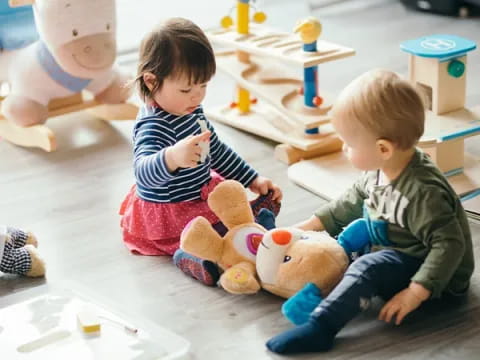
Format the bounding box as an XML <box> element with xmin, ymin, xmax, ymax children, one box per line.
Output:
<box><xmin>205</xmin><ymin>1</ymin><xmax>355</xmax><ymax>164</ymax></box>
<box><xmin>288</xmin><ymin>34</ymin><xmax>480</xmax><ymax>205</ymax></box>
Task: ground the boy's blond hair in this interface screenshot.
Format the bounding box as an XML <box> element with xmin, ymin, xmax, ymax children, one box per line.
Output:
<box><xmin>332</xmin><ymin>69</ymin><xmax>425</xmax><ymax>150</ymax></box>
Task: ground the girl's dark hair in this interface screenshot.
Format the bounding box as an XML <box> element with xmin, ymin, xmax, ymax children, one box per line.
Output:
<box><xmin>135</xmin><ymin>17</ymin><xmax>216</xmax><ymax>100</ymax></box>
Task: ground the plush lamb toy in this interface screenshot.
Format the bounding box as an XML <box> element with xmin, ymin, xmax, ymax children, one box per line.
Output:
<box><xmin>0</xmin><ymin>225</ymin><xmax>45</xmax><ymax>277</ymax></box>
<box><xmin>0</xmin><ymin>0</ymin><xmax>131</xmax><ymax>127</ymax></box>
<box><xmin>180</xmin><ymin>180</ymin><xmax>350</xmax><ymax>298</ymax></box>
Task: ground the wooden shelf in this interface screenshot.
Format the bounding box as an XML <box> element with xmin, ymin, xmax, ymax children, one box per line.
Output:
<box><xmin>207</xmin><ymin>25</ymin><xmax>355</xmax><ymax>68</ymax></box>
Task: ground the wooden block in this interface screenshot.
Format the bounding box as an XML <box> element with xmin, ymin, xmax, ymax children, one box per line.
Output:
<box><xmin>274</xmin><ymin>135</ymin><xmax>342</xmax><ymax>165</ymax></box>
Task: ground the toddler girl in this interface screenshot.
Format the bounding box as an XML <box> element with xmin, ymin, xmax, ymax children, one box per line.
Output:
<box><xmin>120</xmin><ymin>18</ymin><xmax>282</xmax><ymax>286</ymax></box>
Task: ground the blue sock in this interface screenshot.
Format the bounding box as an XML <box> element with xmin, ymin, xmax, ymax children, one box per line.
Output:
<box><xmin>266</xmin><ymin>318</ymin><xmax>336</xmax><ymax>354</ymax></box>
<box><xmin>173</xmin><ymin>249</ymin><xmax>220</xmax><ymax>286</ymax></box>
<box><xmin>282</xmin><ymin>283</ymin><xmax>323</xmax><ymax>325</ymax></box>
<box><xmin>255</xmin><ymin>208</ymin><xmax>276</xmax><ymax>230</ymax></box>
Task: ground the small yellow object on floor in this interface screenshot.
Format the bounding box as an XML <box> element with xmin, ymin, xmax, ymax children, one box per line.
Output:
<box><xmin>77</xmin><ymin>310</ymin><xmax>101</xmax><ymax>333</ymax></box>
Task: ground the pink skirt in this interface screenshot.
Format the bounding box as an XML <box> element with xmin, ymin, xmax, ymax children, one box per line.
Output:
<box><xmin>119</xmin><ymin>173</ymin><xmax>223</xmax><ymax>256</ymax></box>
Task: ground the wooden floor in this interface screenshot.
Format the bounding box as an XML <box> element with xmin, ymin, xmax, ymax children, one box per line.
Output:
<box><xmin>1</xmin><ymin>1</ymin><xmax>480</xmax><ymax>359</ymax></box>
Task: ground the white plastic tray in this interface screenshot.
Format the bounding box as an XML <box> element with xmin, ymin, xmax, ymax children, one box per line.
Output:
<box><xmin>0</xmin><ymin>285</ymin><xmax>190</xmax><ymax>359</ymax></box>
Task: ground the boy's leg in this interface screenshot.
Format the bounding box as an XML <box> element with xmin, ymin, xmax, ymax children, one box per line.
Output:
<box><xmin>266</xmin><ymin>249</ymin><xmax>423</xmax><ymax>354</ymax></box>
<box><xmin>173</xmin><ymin>248</ymin><xmax>220</xmax><ymax>287</ymax></box>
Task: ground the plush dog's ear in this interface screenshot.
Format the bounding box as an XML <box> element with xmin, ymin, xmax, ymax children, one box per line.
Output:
<box><xmin>180</xmin><ymin>217</ymin><xmax>224</xmax><ymax>263</ymax></box>
<box><xmin>208</xmin><ymin>180</ymin><xmax>254</xmax><ymax>229</ymax></box>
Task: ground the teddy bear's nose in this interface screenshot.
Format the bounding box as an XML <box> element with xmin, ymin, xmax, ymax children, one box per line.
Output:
<box><xmin>271</xmin><ymin>229</ymin><xmax>292</xmax><ymax>245</ymax></box>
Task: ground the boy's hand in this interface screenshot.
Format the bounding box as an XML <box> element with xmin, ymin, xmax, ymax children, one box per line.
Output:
<box><xmin>294</xmin><ymin>215</ymin><xmax>324</xmax><ymax>232</ymax></box>
<box><xmin>248</xmin><ymin>176</ymin><xmax>282</xmax><ymax>201</ymax></box>
<box><xmin>379</xmin><ymin>282</ymin><xmax>431</xmax><ymax>325</ymax></box>
<box><xmin>165</xmin><ymin>131</ymin><xmax>210</xmax><ymax>171</ymax></box>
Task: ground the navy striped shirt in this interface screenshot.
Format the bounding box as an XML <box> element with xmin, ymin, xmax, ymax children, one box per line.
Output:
<box><xmin>133</xmin><ymin>104</ymin><xmax>258</xmax><ymax>203</ymax></box>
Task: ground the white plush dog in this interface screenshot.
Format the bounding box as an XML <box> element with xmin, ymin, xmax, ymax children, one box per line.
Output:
<box><xmin>0</xmin><ymin>0</ymin><xmax>131</xmax><ymax>126</ymax></box>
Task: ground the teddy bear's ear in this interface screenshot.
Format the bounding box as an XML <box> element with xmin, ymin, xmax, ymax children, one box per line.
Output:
<box><xmin>208</xmin><ymin>180</ymin><xmax>254</xmax><ymax>229</ymax></box>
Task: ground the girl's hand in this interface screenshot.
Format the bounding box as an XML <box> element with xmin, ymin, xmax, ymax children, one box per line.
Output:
<box><xmin>249</xmin><ymin>176</ymin><xmax>282</xmax><ymax>201</ymax></box>
<box><xmin>379</xmin><ymin>282</ymin><xmax>430</xmax><ymax>325</ymax></box>
<box><xmin>165</xmin><ymin>131</ymin><xmax>210</xmax><ymax>171</ymax></box>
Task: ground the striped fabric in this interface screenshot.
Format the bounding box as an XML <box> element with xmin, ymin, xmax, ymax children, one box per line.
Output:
<box><xmin>133</xmin><ymin>104</ymin><xmax>258</xmax><ymax>203</ymax></box>
<box><xmin>6</xmin><ymin>226</ymin><xmax>29</xmax><ymax>248</ymax></box>
<box><xmin>0</xmin><ymin>226</ymin><xmax>31</xmax><ymax>275</ymax></box>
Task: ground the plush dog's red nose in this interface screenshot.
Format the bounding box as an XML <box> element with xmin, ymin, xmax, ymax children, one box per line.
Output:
<box><xmin>271</xmin><ymin>229</ymin><xmax>291</xmax><ymax>245</ymax></box>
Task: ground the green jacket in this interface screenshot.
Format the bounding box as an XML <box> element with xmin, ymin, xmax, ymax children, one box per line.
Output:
<box><xmin>315</xmin><ymin>149</ymin><xmax>474</xmax><ymax>298</ymax></box>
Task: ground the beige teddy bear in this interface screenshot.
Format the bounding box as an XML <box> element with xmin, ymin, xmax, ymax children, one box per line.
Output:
<box><xmin>180</xmin><ymin>180</ymin><xmax>348</xmax><ymax>298</ymax></box>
